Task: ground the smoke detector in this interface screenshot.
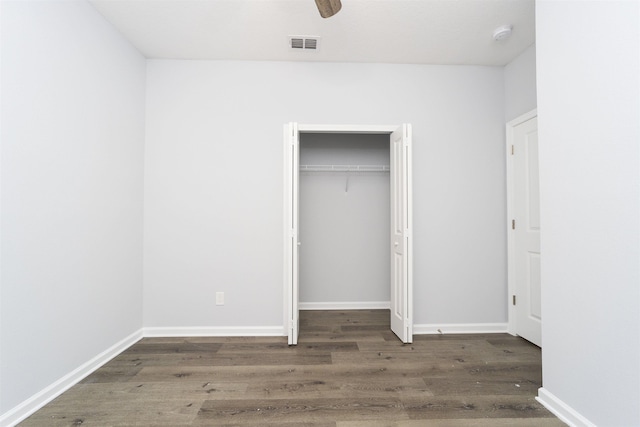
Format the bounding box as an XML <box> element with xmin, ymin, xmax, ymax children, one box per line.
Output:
<box><xmin>492</xmin><ymin>25</ymin><xmax>513</xmax><ymax>41</ymax></box>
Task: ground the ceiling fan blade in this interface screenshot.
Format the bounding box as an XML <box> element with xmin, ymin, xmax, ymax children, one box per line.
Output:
<box><xmin>315</xmin><ymin>0</ymin><xmax>342</xmax><ymax>18</ymax></box>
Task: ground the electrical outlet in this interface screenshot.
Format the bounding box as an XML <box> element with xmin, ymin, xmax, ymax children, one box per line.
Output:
<box><xmin>216</xmin><ymin>292</ymin><xmax>224</xmax><ymax>306</ymax></box>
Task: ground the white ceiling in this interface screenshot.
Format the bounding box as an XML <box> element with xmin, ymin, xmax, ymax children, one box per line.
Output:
<box><xmin>90</xmin><ymin>0</ymin><xmax>535</xmax><ymax>66</ymax></box>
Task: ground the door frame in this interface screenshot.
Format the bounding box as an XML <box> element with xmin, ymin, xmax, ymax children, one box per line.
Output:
<box><xmin>506</xmin><ymin>109</ymin><xmax>538</xmax><ymax>336</ymax></box>
<box><xmin>284</xmin><ymin>123</ymin><xmax>412</xmax><ymax>344</ymax></box>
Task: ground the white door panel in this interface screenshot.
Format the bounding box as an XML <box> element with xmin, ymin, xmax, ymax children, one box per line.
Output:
<box><xmin>513</xmin><ymin>116</ymin><xmax>541</xmax><ymax>346</ymax></box>
<box><xmin>286</xmin><ymin>122</ymin><xmax>300</xmax><ymax>345</ymax></box>
<box><xmin>390</xmin><ymin>124</ymin><xmax>412</xmax><ymax>343</ymax></box>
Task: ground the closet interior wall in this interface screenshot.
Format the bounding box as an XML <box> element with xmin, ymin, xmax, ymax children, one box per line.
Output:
<box><xmin>299</xmin><ymin>133</ymin><xmax>390</xmax><ymax>308</ymax></box>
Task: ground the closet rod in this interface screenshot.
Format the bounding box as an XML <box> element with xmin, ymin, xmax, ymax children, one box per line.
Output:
<box><xmin>299</xmin><ymin>164</ymin><xmax>390</xmax><ymax>173</ymax></box>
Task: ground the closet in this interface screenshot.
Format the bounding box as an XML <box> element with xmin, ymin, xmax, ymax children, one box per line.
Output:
<box><xmin>298</xmin><ymin>133</ymin><xmax>391</xmax><ymax>309</ymax></box>
<box><xmin>285</xmin><ymin>123</ymin><xmax>412</xmax><ymax>345</ymax></box>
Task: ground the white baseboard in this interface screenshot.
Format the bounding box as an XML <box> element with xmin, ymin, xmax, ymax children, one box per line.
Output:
<box><xmin>536</xmin><ymin>387</ymin><xmax>595</xmax><ymax>427</ymax></box>
<box><xmin>299</xmin><ymin>301</ymin><xmax>390</xmax><ymax>310</ymax></box>
<box><xmin>413</xmin><ymin>322</ymin><xmax>508</xmax><ymax>334</ymax></box>
<box><xmin>143</xmin><ymin>325</ymin><xmax>283</xmax><ymax>337</ymax></box>
<box><xmin>0</xmin><ymin>329</ymin><xmax>143</xmax><ymax>427</ymax></box>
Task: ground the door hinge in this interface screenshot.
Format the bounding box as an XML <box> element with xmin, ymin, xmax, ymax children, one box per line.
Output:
<box><xmin>512</xmin><ymin>295</ymin><xmax>517</xmax><ymax>305</ymax></box>
<box><xmin>511</xmin><ymin>145</ymin><xmax>514</xmax><ymax>155</ymax></box>
<box><xmin>512</xmin><ymin>219</ymin><xmax>515</xmax><ymax>230</ymax></box>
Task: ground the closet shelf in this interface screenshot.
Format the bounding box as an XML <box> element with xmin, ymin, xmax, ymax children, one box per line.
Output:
<box><xmin>300</xmin><ymin>164</ymin><xmax>390</xmax><ymax>173</ymax></box>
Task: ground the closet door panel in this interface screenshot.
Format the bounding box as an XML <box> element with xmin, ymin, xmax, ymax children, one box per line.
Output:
<box><xmin>390</xmin><ymin>124</ymin><xmax>412</xmax><ymax>343</ymax></box>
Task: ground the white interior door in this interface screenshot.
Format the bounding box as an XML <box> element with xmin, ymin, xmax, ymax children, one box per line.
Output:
<box><xmin>285</xmin><ymin>122</ymin><xmax>300</xmax><ymax>345</ymax></box>
<box><xmin>512</xmin><ymin>116</ymin><xmax>541</xmax><ymax>346</ymax></box>
<box><xmin>390</xmin><ymin>124</ymin><xmax>413</xmax><ymax>343</ymax></box>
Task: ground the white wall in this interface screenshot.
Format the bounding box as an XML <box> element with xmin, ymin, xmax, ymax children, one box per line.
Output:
<box><xmin>0</xmin><ymin>0</ymin><xmax>145</xmax><ymax>418</ymax></box>
<box><xmin>504</xmin><ymin>43</ymin><xmax>537</xmax><ymax>121</ymax></box>
<box><xmin>536</xmin><ymin>1</ymin><xmax>640</xmax><ymax>425</ymax></box>
<box><xmin>144</xmin><ymin>60</ymin><xmax>507</xmax><ymax>329</ymax></box>
<box><xmin>0</xmin><ymin>0</ymin><xmax>4</xmax><ymax>414</ymax></box>
<box><xmin>299</xmin><ymin>134</ymin><xmax>390</xmax><ymax>306</ymax></box>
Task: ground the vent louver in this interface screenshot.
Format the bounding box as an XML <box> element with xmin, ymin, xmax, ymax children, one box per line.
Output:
<box><xmin>289</xmin><ymin>36</ymin><xmax>320</xmax><ymax>51</ymax></box>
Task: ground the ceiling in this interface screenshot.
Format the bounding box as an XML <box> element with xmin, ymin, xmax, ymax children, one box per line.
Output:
<box><xmin>89</xmin><ymin>0</ymin><xmax>535</xmax><ymax>66</ymax></box>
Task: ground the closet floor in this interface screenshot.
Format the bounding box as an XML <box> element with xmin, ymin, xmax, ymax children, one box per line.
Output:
<box><xmin>20</xmin><ymin>310</ymin><xmax>565</xmax><ymax>426</ymax></box>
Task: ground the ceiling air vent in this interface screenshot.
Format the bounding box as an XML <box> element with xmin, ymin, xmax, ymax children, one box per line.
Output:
<box><xmin>289</xmin><ymin>36</ymin><xmax>320</xmax><ymax>51</ymax></box>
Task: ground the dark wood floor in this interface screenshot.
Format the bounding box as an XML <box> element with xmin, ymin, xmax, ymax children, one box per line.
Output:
<box><xmin>20</xmin><ymin>310</ymin><xmax>564</xmax><ymax>426</ymax></box>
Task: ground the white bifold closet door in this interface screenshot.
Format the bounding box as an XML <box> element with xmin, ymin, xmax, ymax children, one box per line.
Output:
<box><xmin>285</xmin><ymin>122</ymin><xmax>300</xmax><ymax>345</ymax></box>
<box><xmin>285</xmin><ymin>123</ymin><xmax>412</xmax><ymax>345</ymax></box>
<box><xmin>390</xmin><ymin>125</ymin><xmax>413</xmax><ymax>343</ymax></box>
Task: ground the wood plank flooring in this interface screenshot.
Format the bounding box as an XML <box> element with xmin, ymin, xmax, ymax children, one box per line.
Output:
<box><xmin>20</xmin><ymin>310</ymin><xmax>565</xmax><ymax>426</ymax></box>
